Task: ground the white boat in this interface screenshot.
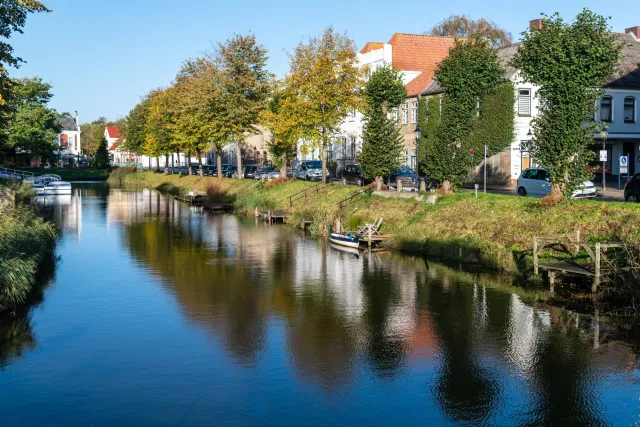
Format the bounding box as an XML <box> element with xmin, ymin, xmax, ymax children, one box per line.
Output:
<box><xmin>328</xmin><ymin>227</ymin><xmax>361</xmax><ymax>249</ymax></box>
<box><xmin>32</xmin><ymin>174</ymin><xmax>72</xmax><ymax>195</ymax></box>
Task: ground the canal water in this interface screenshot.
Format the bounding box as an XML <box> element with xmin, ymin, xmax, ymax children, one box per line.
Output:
<box><xmin>0</xmin><ymin>184</ymin><xmax>639</xmax><ymax>426</ymax></box>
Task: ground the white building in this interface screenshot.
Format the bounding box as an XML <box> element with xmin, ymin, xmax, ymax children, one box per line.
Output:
<box><xmin>424</xmin><ymin>22</ymin><xmax>640</xmax><ymax>184</ymax></box>
<box><xmin>57</xmin><ymin>112</ymin><xmax>82</xmax><ymax>166</ymax></box>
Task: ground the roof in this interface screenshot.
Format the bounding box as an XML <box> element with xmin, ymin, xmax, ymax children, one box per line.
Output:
<box><xmin>106</xmin><ymin>126</ymin><xmax>121</xmax><ymax>139</ymax></box>
<box><xmin>423</xmin><ymin>32</ymin><xmax>640</xmax><ymax>95</ymax></box>
<box><xmin>386</xmin><ymin>33</ymin><xmax>458</xmax><ymax>96</ymax></box>
<box><xmin>360</xmin><ymin>42</ymin><xmax>384</xmax><ymax>54</ymax></box>
<box><xmin>108</xmin><ymin>141</ymin><xmax>122</xmax><ymax>151</ymax></box>
<box><xmin>57</xmin><ymin>117</ymin><xmax>78</xmax><ymax>131</ymax></box>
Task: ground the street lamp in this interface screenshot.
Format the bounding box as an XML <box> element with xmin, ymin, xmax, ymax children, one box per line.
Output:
<box><xmin>414</xmin><ymin>123</ymin><xmax>422</xmax><ymax>188</ymax></box>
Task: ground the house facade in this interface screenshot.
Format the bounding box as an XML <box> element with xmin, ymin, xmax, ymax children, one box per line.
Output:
<box><xmin>423</xmin><ymin>22</ymin><xmax>640</xmax><ymax>184</ymax></box>
<box><xmin>57</xmin><ymin>112</ymin><xmax>82</xmax><ymax>166</ymax></box>
<box><xmin>210</xmin><ymin>127</ymin><xmax>274</xmax><ymax>167</ymax></box>
<box><xmin>307</xmin><ymin>33</ymin><xmax>458</xmax><ymax>175</ymax></box>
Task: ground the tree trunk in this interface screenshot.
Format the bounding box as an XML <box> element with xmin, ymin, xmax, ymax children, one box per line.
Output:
<box><xmin>321</xmin><ymin>127</ymin><xmax>327</xmax><ymax>184</ymax></box>
<box><xmin>171</xmin><ymin>154</ymin><xmax>175</xmax><ymax>174</ymax></box>
<box><xmin>156</xmin><ymin>157</ymin><xmax>160</xmax><ymax>172</ymax></box>
<box><xmin>217</xmin><ymin>151</ymin><xmax>223</xmax><ymax>180</ymax></box>
<box><xmin>176</xmin><ymin>150</ymin><xmax>181</xmax><ymax>176</ymax></box>
<box><xmin>164</xmin><ymin>154</ymin><xmax>169</xmax><ymax>175</ymax></box>
<box><xmin>148</xmin><ymin>157</ymin><xmax>151</xmax><ymax>170</ymax></box>
<box><xmin>197</xmin><ymin>149</ymin><xmax>203</xmax><ymax>177</ymax></box>
<box><xmin>280</xmin><ymin>152</ymin><xmax>287</xmax><ymax>179</ymax></box>
<box><xmin>187</xmin><ymin>151</ymin><xmax>192</xmax><ymax>176</ymax></box>
<box><xmin>235</xmin><ymin>140</ymin><xmax>243</xmax><ymax>179</ymax></box>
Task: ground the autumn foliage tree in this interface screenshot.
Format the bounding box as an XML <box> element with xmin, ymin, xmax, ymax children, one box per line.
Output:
<box><xmin>428</xmin><ymin>14</ymin><xmax>512</xmax><ymax>48</ymax></box>
<box><xmin>260</xmin><ymin>87</ymin><xmax>300</xmax><ymax>178</ymax></box>
<box><xmin>282</xmin><ymin>27</ymin><xmax>364</xmax><ymax>184</ymax></box>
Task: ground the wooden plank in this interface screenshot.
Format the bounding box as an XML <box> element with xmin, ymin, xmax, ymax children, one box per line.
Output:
<box><xmin>539</xmin><ymin>261</ymin><xmax>595</xmax><ymax>277</ymax></box>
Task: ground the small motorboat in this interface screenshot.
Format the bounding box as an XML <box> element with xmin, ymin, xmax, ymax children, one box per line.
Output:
<box><xmin>32</xmin><ymin>174</ymin><xmax>72</xmax><ymax>195</ymax></box>
<box><xmin>328</xmin><ymin>226</ymin><xmax>360</xmax><ymax>249</ymax></box>
<box><xmin>329</xmin><ymin>242</ymin><xmax>360</xmax><ymax>258</ymax></box>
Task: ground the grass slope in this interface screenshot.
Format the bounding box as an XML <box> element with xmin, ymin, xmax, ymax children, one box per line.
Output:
<box><xmin>111</xmin><ymin>170</ymin><xmax>640</xmax><ymax>273</ymax></box>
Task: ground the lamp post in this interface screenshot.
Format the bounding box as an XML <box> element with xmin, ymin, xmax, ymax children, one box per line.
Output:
<box><xmin>600</xmin><ymin>128</ymin><xmax>608</xmax><ymax>191</ymax></box>
<box><xmin>414</xmin><ymin>123</ymin><xmax>422</xmax><ymax>189</ymax></box>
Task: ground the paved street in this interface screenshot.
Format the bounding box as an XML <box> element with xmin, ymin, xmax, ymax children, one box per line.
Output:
<box><xmin>465</xmin><ymin>183</ymin><xmax>628</xmax><ymax>202</ymax></box>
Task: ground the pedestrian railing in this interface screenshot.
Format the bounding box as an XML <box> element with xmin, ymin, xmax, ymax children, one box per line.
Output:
<box><xmin>0</xmin><ymin>167</ymin><xmax>34</xmax><ymax>181</ymax></box>
<box><xmin>287</xmin><ymin>182</ymin><xmax>328</xmax><ymax>206</ymax></box>
<box><xmin>337</xmin><ymin>186</ymin><xmax>374</xmax><ymax>208</ymax></box>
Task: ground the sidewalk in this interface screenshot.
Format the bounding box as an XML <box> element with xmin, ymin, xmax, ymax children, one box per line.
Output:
<box><xmin>464</xmin><ymin>183</ymin><xmax>626</xmax><ymax>202</ymax></box>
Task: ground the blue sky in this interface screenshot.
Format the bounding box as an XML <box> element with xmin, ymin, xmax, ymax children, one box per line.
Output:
<box><xmin>9</xmin><ymin>0</ymin><xmax>637</xmax><ymax>123</ymax></box>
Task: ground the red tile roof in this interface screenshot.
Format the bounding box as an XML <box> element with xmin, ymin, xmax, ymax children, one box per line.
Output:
<box><xmin>359</xmin><ymin>42</ymin><xmax>384</xmax><ymax>54</ymax></box>
<box><xmin>377</xmin><ymin>33</ymin><xmax>458</xmax><ymax>96</ymax></box>
<box><xmin>108</xmin><ymin>140</ymin><xmax>122</xmax><ymax>151</ymax></box>
<box><xmin>106</xmin><ymin>126</ymin><xmax>121</xmax><ymax>139</ymax></box>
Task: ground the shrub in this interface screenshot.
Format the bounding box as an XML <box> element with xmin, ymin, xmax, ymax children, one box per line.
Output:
<box><xmin>108</xmin><ymin>166</ymin><xmax>137</xmax><ymax>185</ymax></box>
<box><xmin>206</xmin><ymin>181</ymin><xmax>225</xmax><ymax>201</ymax></box>
<box><xmin>264</xmin><ymin>177</ymin><xmax>290</xmax><ymax>188</ymax></box>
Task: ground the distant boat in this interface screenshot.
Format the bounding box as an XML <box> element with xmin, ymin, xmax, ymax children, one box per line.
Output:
<box><xmin>328</xmin><ymin>227</ymin><xmax>360</xmax><ymax>249</ymax></box>
<box><xmin>31</xmin><ymin>174</ymin><xmax>72</xmax><ymax>195</ymax></box>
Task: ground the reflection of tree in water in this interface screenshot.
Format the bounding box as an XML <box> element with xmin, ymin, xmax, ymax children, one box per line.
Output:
<box><xmin>423</xmin><ymin>276</ymin><xmax>500</xmax><ymax>425</ymax></box>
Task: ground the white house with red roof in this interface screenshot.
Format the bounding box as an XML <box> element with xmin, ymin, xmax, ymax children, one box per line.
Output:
<box><xmin>105</xmin><ymin>126</ymin><xmax>133</xmax><ymax>165</ymax></box>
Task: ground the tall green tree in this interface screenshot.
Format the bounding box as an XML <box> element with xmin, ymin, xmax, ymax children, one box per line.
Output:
<box><xmin>282</xmin><ymin>27</ymin><xmax>364</xmax><ymax>184</ymax></box>
<box><xmin>80</xmin><ymin>117</ymin><xmax>107</xmax><ymax>157</ymax></box>
<box><xmin>358</xmin><ymin>66</ymin><xmax>406</xmax><ymax>185</ymax></box>
<box><xmin>428</xmin><ymin>15</ymin><xmax>513</xmax><ymax>48</ymax></box>
<box><xmin>216</xmin><ymin>34</ymin><xmax>272</xmax><ymax>179</ymax></box>
<box><xmin>145</xmin><ymin>89</ymin><xmax>174</xmax><ymax>174</ymax></box>
<box><xmin>122</xmin><ymin>96</ymin><xmax>151</xmax><ymax>168</ymax></box>
<box><xmin>93</xmin><ymin>136</ymin><xmax>109</xmax><ymax>169</ymax></box>
<box><xmin>424</xmin><ymin>38</ymin><xmax>512</xmax><ymax>188</ymax></box>
<box><xmin>511</xmin><ymin>10</ymin><xmax>621</xmax><ymax>198</ymax></box>
<box><xmin>260</xmin><ymin>87</ymin><xmax>300</xmax><ymax>178</ymax></box>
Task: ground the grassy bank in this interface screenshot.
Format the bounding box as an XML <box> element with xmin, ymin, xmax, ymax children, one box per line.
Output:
<box><xmin>23</xmin><ymin>167</ymin><xmax>110</xmax><ymax>181</ymax></box>
<box><xmin>0</xmin><ymin>182</ymin><xmax>57</xmax><ymax>312</ymax></box>
<box><xmin>111</xmin><ymin>170</ymin><xmax>640</xmax><ymax>275</ymax></box>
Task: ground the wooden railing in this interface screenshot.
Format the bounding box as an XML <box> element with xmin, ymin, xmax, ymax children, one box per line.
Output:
<box><xmin>287</xmin><ymin>183</ymin><xmax>328</xmax><ymax>207</ymax></box>
<box><xmin>337</xmin><ymin>186</ymin><xmax>374</xmax><ymax>208</ymax></box>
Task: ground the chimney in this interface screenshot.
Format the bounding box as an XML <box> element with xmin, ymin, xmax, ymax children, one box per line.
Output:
<box><xmin>625</xmin><ymin>26</ymin><xmax>640</xmax><ymax>40</ymax></box>
<box><xmin>530</xmin><ymin>19</ymin><xmax>544</xmax><ymax>31</ymax></box>
<box><xmin>73</xmin><ymin>110</ymin><xmax>79</xmax><ymax>128</ymax></box>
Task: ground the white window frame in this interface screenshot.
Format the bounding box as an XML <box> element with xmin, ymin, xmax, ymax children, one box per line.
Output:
<box><xmin>401</xmin><ymin>103</ymin><xmax>408</xmax><ymax>125</ymax></box>
<box><xmin>518</xmin><ymin>88</ymin><xmax>531</xmax><ymax>117</ymax></box>
<box><xmin>392</xmin><ymin>107</ymin><xmax>399</xmax><ymax>123</ymax></box>
<box><xmin>411</xmin><ymin>101</ymin><xmax>418</xmax><ymax>123</ymax></box>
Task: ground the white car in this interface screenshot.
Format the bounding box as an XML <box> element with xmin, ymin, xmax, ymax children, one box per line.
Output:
<box><xmin>516</xmin><ymin>168</ymin><xmax>597</xmax><ymax>199</ymax></box>
<box><xmin>293</xmin><ymin>160</ymin><xmax>323</xmax><ymax>181</ymax></box>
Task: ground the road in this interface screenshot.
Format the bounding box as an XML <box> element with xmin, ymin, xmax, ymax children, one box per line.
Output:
<box><xmin>465</xmin><ymin>184</ymin><xmax>628</xmax><ymax>203</ymax></box>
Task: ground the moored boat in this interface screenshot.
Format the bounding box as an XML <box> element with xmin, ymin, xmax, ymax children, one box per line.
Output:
<box><xmin>32</xmin><ymin>174</ymin><xmax>72</xmax><ymax>195</ymax></box>
<box><xmin>328</xmin><ymin>227</ymin><xmax>360</xmax><ymax>249</ymax></box>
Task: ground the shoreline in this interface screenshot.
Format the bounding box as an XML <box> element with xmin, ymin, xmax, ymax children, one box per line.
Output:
<box><xmin>109</xmin><ymin>169</ymin><xmax>640</xmax><ymax>315</ymax></box>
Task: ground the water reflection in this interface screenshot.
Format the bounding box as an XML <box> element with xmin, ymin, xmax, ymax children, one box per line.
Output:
<box><xmin>1</xmin><ymin>186</ymin><xmax>639</xmax><ymax>425</ymax></box>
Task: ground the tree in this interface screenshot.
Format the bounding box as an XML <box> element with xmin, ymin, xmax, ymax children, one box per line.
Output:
<box><xmin>283</xmin><ymin>27</ymin><xmax>364</xmax><ymax>184</ymax></box>
<box><xmin>80</xmin><ymin>117</ymin><xmax>107</xmax><ymax>157</ymax></box>
<box><xmin>358</xmin><ymin>66</ymin><xmax>406</xmax><ymax>185</ymax></box>
<box><xmin>424</xmin><ymin>38</ymin><xmax>512</xmax><ymax>188</ymax></box>
<box><xmin>511</xmin><ymin>10</ymin><xmax>621</xmax><ymax>198</ymax></box>
<box><xmin>145</xmin><ymin>89</ymin><xmax>174</xmax><ymax>174</ymax></box>
<box><xmin>260</xmin><ymin>87</ymin><xmax>300</xmax><ymax>178</ymax></box>
<box><xmin>216</xmin><ymin>34</ymin><xmax>272</xmax><ymax>179</ymax></box>
<box><xmin>428</xmin><ymin>14</ymin><xmax>512</xmax><ymax>48</ymax></box>
<box><xmin>93</xmin><ymin>137</ymin><xmax>109</xmax><ymax>169</ymax></box>
<box><xmin>123</xmin><ymin>96</ymin><xmax>152</xmax><ymax>168</ymax></box>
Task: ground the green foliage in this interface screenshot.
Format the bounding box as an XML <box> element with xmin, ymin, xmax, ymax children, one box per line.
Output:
<box><xmin>358</xmin><ymin>66</ymin><xmax>406</xmax><ymax>180</ymax></box>
<box><xmin>424</xmin><ymin>38</ymin><xmax>513</xmax><ymax>187</ymax></box>
<box><xmin>359</xmin><ymin>111</ymin><xmax>404</xmax><ymax>179</ymax></box>
<box><xmin>122</xmin><ymin>98</ymin><xmax>149</xmax><ymax>156</ymax></box>
<box><xmin>93</xmin><ymin>137</ymin><xmax>110</xmax><ymax>169</ymax></box>
<box><xmin>8</xmin><ymin>102</ymin><xmax>61</xmax><ymax>163</ymax></box>
<box><xmin>511</xmin><ymin>9</ymin><xmax>621</xmax><ymax>196</ymax></box>
<box><xmin>416</xmin><ymin>97</ymin><xmax>428</xmax><ymax>174</ymax></box>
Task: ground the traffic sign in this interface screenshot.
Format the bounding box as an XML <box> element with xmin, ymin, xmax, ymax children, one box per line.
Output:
<box><xmin>620</xmin><ymin>155</ymin><xmax>629</xmax><ymax>174</ymax></box>
<box><xmin>599</xmin><ymin>150</ymin><xmax>607</xmax><ymax>162</ymax></box>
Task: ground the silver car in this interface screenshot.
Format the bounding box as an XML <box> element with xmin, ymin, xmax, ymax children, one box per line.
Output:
<box><xmin>516</xmin><ymin>168</ymin><xmax>597</xmax><ymax>199</ymax></box>
<box><xmin>294</xmin><ymin>160</ymin><xmax>323</xmax><ymax>181</ymax></box>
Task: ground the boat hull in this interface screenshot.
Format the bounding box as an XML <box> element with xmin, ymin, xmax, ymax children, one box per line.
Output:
<box><xmin>328</xmin><ymin>232</ymin><xmax>360</xmax><ymax>249</ymax></box>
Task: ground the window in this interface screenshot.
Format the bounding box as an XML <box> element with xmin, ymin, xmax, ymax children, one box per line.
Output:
<box><xmin>600</xmin><ymin>96</ymin><xmax>612</xmax><ymax>122</ymax></box>
<box><xmin>392</xmin><ymin>107</ymin><xmax>399</xmax><ymax>123</ymax></box>
<box><xmin>401</xmin><ymin>103</ymin><xmax>408</xmax><ymax>124</ymax></box>
<box><xmin>350</xmin><ymin>136</ymin><xmax>356</xmax><ymax>158</ymax></box>
<box><xmin>411</xmin><ymin>101</ymin><xmax>418</xmax><ymax>123</ymax></box>
<box><xmin>624</xmin><ymin>96</ymin><xmax>635</xmax><ymax>123</ymax></box>
<box><xmin>518</xmin><ymin>89</ymin><xmax>531</xmax><ymax>116</ymax></box>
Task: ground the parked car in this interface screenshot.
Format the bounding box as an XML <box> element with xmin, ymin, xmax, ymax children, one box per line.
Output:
<box><xmin>517</xmin><ymin>168</ymin><xmax>597</xmax><ymax>199</ymax></box>
<box><xmin>384</xmin><ymin>165</ymin><xmax>418</xmax><ymax>187</ymax></box>
<box><xmin>233</xmin><ymin>164</ymin><xmax>260</xmax><ymax>179</ymax></box>
<box><xmin>342</xmin><ymin>164</ymin><xmax>370</xmax><ymax>186</ymax></box>
<box><xmin>294</xmin><ymin>160</ymin><xmax>323</xmax><ymax>181</ymax></box>
<box><xmin>286</xmin><ymin>168</ymin><xmax>294</xmax><ymax>178</ymax></box>
<box><xmin>255</xmin><ymin>166</ymin><xmax>281</xmax><ymax>180</ymax></box>
<box><xmin>624</xmin><ymin>173</ymin><xmax>640</xmax><ymax>202</ymax></box>
<box><xmin>221</xmin><ymin>165</ymin><xmax>236</xmax><ymax>178</ymax></box>
<box><xmin>201</xmin><ymin>165</ymin><xmax>217</xmax><ymax>176</ymax></box>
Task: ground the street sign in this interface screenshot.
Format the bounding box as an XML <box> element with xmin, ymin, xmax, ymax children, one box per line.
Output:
<box><xmin>620</xmin><ymin>155</ymin><xmax>629</xmax><ymax>174</ymax></box>
<box><xmin>599</xmin><ymin>150</ymin><xmax>607</xmax><ymax>162</ymax></box>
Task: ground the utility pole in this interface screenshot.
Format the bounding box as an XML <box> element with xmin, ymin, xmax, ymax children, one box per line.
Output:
<box><xmin>483</xmin><ymin>144</ymin><xmax>488</xmax><ymax>193</ymax></box>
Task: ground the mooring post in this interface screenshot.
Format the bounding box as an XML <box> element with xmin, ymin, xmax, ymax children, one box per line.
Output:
<box><xmin>254</xmin><ymin>207</ymin><xmax>258</xmax><ymax>218</ymax></box>
<box><xmin>549</xmin><ymin>272</ymin><xmax>556</xmax><ymax>297</ymax></box>
<box><xmin>367</xmin><ymin>224</ymin><xmax>372</xmax><ymax>249</ymax></box>
<box><xmin>593</xmin><ymin>242</ymin><xmax>601</xmax><ymax>293</ymax></box>
<box><xmin>336</xmin><ymin>218</ymin><xmax>341</xmax><ymax>233</ymax></box>
<box><xmin>267</xmin><ymin>210</ymin><xmax>272</xmax><ymax>224</ymax></box>
<box><xmin>533</xmin><ymin>237</ymin><xmax>539</xmax><ymax>275</ymax></box>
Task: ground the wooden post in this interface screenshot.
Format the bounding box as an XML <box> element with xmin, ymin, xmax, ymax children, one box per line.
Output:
<box><xmin>267</xmin><ymin>210</ymin><xmax>272</xmax><ymax>224</ymax></box>
<box><xmin>549</xmin><ymin>272</ymin><xmax>556</xmax><ymax>297</ymax></box>
<box><xmin>574</xmin><ymin>230</ymin><xmax>581</xmax><ymax>255</ymax></box>
<box><xmin>533</xmin><ymin>237</ymin><xmax>539</xmax><ymax>275</ymax></box>
<box><xmin>593</xmin><ymin>242</ymin><xmax>601</xmax><ymax>293</ymax></box>
<box><xmin>397</xmin><ymin>179</ymin><xmax>403</xmax><ymax>192</ymax></box>
<box><xmin>367</xmin><ymin>224</ymin><xmax>372</xmax><ymax>249</ymax></box>
<box><xmin>254</xmin><ymin>207</ymin><xmax>258</xmax><ymax>218</ymax></box>
<box><xmin>336</xmin><ymin>218</ymin><xmax>341</xmax><ymax>233</ymax></box>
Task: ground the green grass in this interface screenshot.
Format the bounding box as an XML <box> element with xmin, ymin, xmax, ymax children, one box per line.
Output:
<box><xmin>113</xmin><ymin>170</ymin><xmax>640</xmax><ymax>273</ymax></box>
<box><xmin>22</xmin><ymin>168</ymin><xmax>110</xmax><ymax>181</ymax></box>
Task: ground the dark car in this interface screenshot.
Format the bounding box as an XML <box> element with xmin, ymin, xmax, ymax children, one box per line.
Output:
<box><xmin>342</xmin><ymin>164</ymin><xmax>371</xmax><ymax>186</ymax></box>
<box><xmin>384</xmin><ymin>165</ymin><xmax>418</xmax><ymax>187</ymax></box>
<box><xmin>201</xmin><ymin>165</ymin><xmax>217</xmax><ymax>176</ymax></box>
<box><xmin>624</xmin><ymin>173</ymin><xmax>640</xmax><ymax>202</ymax></box>
<box><xmin>235</xmin><ymin>164</ymin><xmax>260</xmax><ymax>179</ymax></box>
<box><xmin>221</xmin><ymin>165</ymin><xmax>236</xmax><ymax>177</ymax></box>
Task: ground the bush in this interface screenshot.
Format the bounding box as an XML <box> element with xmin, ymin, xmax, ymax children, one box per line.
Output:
<box><xmin>108</xmin><ymin>166</ymin><xmax>137</xmax><ymax>185</ymax></box>
<box><xmin>206</xmin><ymin>181</ymin><xmax>224</xmax><ymax>201</ymax></box>
<box><xmin>264</xmin><ymin>177</ymin><xmax>290</xmax><ymax>188</ymax></box>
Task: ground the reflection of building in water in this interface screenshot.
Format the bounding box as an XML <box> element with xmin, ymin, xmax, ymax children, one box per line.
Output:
<box><xmin>35</xmin><ymin>191</ymin><xmax>82</xmax><ymax>239</ymax></box>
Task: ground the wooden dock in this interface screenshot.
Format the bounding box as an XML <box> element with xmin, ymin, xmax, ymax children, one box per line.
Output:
<box><xmin>533</xmin><ymin>232</ymin><xmax>623</xmax><ymax>293</ymax></box>
<box><xmin>174</xmin><ymin>194</ymin><xmax>205</xmax><ymax>205</ymax></box>
<box><xmin>254</xmin><ymin>207</ymin><xmax>288</xmax><ymax>224</ymax></box>
<box><xmin>203</xmin><ymin>203</ymin><xmax>233</xmax><ymax>213</ymax></box>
